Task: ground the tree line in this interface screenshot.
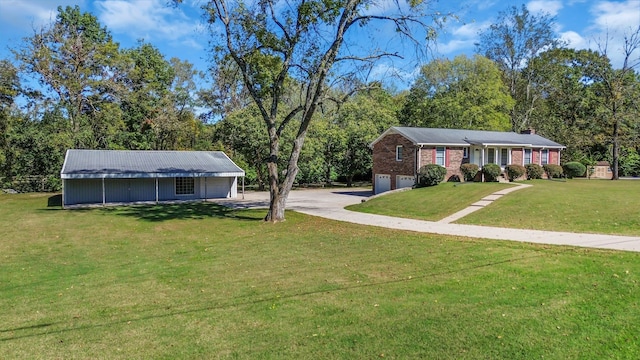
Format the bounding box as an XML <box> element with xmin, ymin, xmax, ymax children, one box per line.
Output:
<box><xmin>1</xmin><ymin>4</ymin><xmax>639</xmax><ymax>202</ymax></box>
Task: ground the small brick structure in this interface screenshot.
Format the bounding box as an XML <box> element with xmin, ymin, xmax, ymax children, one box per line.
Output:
<box><xmin>370</xmin><ymin>127</ymin><xmax>565</xmax><ymax>194</ymax></box>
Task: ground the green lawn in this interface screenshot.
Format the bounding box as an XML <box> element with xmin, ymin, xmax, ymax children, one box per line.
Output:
<box><xmin>346</xmin><ymin>182</ymin><xmax>514</xmax><ymax>221</ymax></box>
<box><xmin>457</xmin><ymin>179</ymin><xmax>640</xmax><ymax>236</ymax></box>
<box><xmin>1</xmin><ymin>193</ymin><xmax>640</xmax><ymax>359</ymax></box>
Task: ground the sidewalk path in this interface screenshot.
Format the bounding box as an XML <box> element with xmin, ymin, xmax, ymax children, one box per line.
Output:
<box><xmin>216</xmin><ymin>187</ymin><xmax>640</xmax><ymax>253</ymax></box>
<box><xmin>437</xmin><ymin>183</ymin><xmax>531</xmax><ymax>224</ymax></box>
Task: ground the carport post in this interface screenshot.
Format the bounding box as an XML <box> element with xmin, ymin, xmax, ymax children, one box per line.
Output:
<box><xmin>102</xmin><ymin>177</ymin><xmax>106</xmax><ymax>206</ymax></box>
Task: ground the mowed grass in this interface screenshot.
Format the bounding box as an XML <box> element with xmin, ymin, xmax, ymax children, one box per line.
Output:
<box><xmin>457</xmin><ymin>179</ymin><xmax>640</xmax><ymax>236</ymax></box>
<box><xmin>346</xmin><ymin>182</ymin><xmax>514</xmax><ymax>221</ymax></box>
<box><xmin>2</xmin><ymin>193</ymin><xmax>640</xmax><ymax>359</ymax></box>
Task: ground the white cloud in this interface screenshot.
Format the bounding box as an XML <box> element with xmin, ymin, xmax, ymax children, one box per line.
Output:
<box><xmin>585</xmin><ymin>0</ymin><xmax>640</xmax><ymax>67</ymax></box>
<box><xmin>0</xmin><ymin>0</ymin><xmax>84</xmax><ymax>32</ymax></box>
<box><xmin>437</xmin><ymin>20</ymin><xmax>491</xmax><ymax>55</ymax></box>
<box><xmin>560</xmin><ymin>30</ymin><xmax>588</xmax><ymax>48</ymax></box>
<box><xmin>590</xmin><ymin>0</ymin><xmax>640</xmax><ymax>34</ymax></box>
<box><xmin>527</xmin><ymin>0</ymin><xmax>563</xmax><ymax>16</ymax></box>
<box><xmin>95</xmin><ymin>0</ymin><xmax>200</xmax><ymax>43</ymax></box>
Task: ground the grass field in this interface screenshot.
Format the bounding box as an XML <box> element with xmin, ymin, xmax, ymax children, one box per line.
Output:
<box><xmin>455</xmin><ymin>179</ymin><xmax>640</xmax><ymax>235</ymax></box>
<box><xmin>346</xmin><ymin>182</ymin><xmax>514</xmax><ymax>221</ymax></box>
<box><xmin>1</xmin><ymin>193</ymin><xmax>640</xmax><ymax>359</ymax></box>
<box><xmin>347</xmin><ymin>179</ymin><xmax>640</xmax><ymax>236</ymax></box>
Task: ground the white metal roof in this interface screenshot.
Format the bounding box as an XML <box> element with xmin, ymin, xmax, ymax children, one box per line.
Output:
<box><xmin>61</xmin><ymin>150</ymin><xmax>245</xmax><ymax>179</ymax></box>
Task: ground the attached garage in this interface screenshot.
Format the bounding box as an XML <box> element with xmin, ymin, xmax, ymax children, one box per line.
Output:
<box><xmin>396</xmin><ymin>175</ymin><xmax>415</xmax><ymax>190</ymax></box>
<box><xmin>61</xmin><ymin>150</ymin><xmax>245</xmax><ymax>208</ymax></box>
<box><xmin>374</xmin><ymin>174</ymin><xmax>391</xmax><ymax>194</ymax></box>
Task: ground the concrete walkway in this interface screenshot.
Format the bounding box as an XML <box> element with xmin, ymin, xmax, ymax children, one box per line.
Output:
<box><xmin>437</xmin><ymin>183</ymin><xmax>531</xmax><ymax>223</ymax></box>
<box><xmin>216</xmin><ymin>187</ymin><xmax>640</xmax><ymax>253</ymax></box>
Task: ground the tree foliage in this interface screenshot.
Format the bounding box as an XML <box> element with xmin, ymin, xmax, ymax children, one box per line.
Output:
<box><xmin>476</xmin><ymin>4</ymin><xmax>562</xmax><ymax>131</ymax></box>
<box><xmin>401</xmin><ymin>55</ymin><xmax>513</xmax><ymax>130</ymax></box>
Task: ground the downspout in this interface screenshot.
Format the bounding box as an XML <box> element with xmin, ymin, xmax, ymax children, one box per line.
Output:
<box><xmin>415</xmin><ymin>145</ymin><xmax>423</xmax><ymax>185</ymax></box>
<box><xmin>558</xmin><ymin>148</ymin><xmax>562</xmax><ymax>165</ymax></box>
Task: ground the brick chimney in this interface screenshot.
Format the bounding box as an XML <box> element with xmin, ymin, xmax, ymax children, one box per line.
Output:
<box><xmin>520</xmin><ymin>128</ymin><xmax>535</xmax><ymax>135</ymax></box>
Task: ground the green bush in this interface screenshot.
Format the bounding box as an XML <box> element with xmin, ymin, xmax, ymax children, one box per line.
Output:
<box><xmin>417</xmin><ymin>164</ymin><xmax>447</xmax><ymax>187</ymax></box>
<box><xmin>543</xmin><ymin>164</ymin><xmax>563</xmax><ymax>178</ymax></box>
<box><xmin>563</xmin><ymin>161</ymin><xmax>587</xmax><ymax>178</ymax></box>
<box><xmin>482</xmin><ymin>163</ymin><xmax>502</xmax><ymax>182</ymax></box>
<box><xmin>525</xmin><ymin>164</ymin><xmax>544</xmax><ymax>179</ymax></box>
<box><xmin>505</xmin><ymin>164</ymin><xmax>526</xmax><ymax>182</ymax></box>
<box><xmin>460</xmin><ymin>163</ymin><xmax>479</xmax><ymax>182</ymax></box>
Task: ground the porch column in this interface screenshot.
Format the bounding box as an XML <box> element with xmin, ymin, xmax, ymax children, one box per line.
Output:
<box><xmin>155</xmin><ymin>177</ymin><xmax>158</xmax><ymax>204</ymax></box>
<box><xmin>242</xmin><ymin>176</ymin><xmax>245</xmax><ymax>199</ymax></box>
<box><xmin>481</xmin><ymin>147</ymin><xmax>486</xmax><ymax>182</ymax></box>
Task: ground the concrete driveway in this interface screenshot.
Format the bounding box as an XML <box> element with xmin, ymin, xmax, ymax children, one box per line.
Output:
<box><xmin>217</xmin><ymin>188</ymin><xmax>640</xmax><ymax>253</ymax></box>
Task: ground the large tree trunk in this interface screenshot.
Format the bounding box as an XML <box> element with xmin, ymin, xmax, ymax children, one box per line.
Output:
<box><xmin>263</xmin><ymin>127</ymin><xmax>307</xmax><ymax>222</ymax></box>
<box><xmin>612</xmin><ymin>118</ymin><xmax>620</xmax><ymax>180</ymax></box>
<box><xmin>264</xmin><ymin>184</ymin><xmax>286</xmax><ymax>222</ymax></box>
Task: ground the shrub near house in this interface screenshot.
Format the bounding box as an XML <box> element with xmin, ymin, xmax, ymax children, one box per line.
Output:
<box><xmin>370</xmin><ymin>127</ymin><xmax>565</xmax><ymax>193</ymax></box>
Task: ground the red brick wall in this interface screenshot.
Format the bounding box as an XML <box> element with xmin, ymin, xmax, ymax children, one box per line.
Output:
<box><xmin>549</xmin><ymin>149</ymin><xmax>560</xmax><ymax>165</ymax></box>
<box><xmin>372</xmin><ymin>134</ymin><xmax>416</xmax><ymax>190</ymax></box>
<box><xmin>511</xmin><ymin>148</ymin><xmax>523</xmax><ymax>166</ymax></box>
<box><xmin>417</xmin><ymin>146</ymin><xmax>465</xmax><ymax>181</ymax></box>
<box><xmin>445</xmin><ymin>148</ymin><xmax>464</xmax><ymax>180</ymax></box>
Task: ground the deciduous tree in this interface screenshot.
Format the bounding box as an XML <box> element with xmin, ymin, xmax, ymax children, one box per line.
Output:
<box><xmin>174</xmin><ymin>0</ymin><xmax>444</xmax><ymax>221</ymax></box>
<box><xmin>476</xmin><ymin>5</ymin><xmax>562</xmax><ymax>131</ymax></box>
<box><xmin>400</xmin><ymin>55</ymin><xmax>513</xmax><ymax>131</ymax></box>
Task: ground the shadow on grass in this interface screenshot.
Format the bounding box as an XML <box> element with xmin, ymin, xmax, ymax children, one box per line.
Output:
<box><xmin>103</xmin><ymin>202</ymin><xmax>263</xmax><ymax>222</ymax></box>
<box><xmin>47</xmin><ymin>194</ymin><xmax>62</xmax><ymax>207</ymax></box>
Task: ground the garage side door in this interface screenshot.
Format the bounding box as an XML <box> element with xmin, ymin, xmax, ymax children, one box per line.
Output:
<box><xmin>396</xmin><ymin>175</ymin><xmax>415</xmax><ymax>189</ymax></box>
<box><xmin>374</xmin><ymin>174</ymin><xmax>391</xmax><ymax>195</ymax></box>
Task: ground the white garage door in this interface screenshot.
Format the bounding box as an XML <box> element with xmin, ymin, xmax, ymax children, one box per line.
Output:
<box><xmin>203</xmin><ymin>177</ymin><xmax>231</xmax><ymax>198</ymax></box>
<box><xmin>374</xmin><ymin>174</ymin><xmax>391</xmax><ymax>194</ymax></box>
<box><xmin>396</xmin><ymin>175</ymin><xmax>415</xmax><ymax>189</ymax></box>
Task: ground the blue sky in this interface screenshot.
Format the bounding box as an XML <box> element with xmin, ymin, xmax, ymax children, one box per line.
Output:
<box><xmin>1</xmin><ymin>0</ymin><xmax>639</xmax><ymax>90</ymax></box>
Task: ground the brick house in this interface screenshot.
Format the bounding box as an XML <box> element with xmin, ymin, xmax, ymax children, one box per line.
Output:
<box><xmin>370</xmin><ymin>127</ymin><xmax>565</xmax><ymax>194</ymax></box>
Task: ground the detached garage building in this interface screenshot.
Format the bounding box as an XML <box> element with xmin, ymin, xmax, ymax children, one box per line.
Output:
<box><xmin>61</xmin><ymin>150</ymin><xmax>245</xmax><ymax>208</ymax></box>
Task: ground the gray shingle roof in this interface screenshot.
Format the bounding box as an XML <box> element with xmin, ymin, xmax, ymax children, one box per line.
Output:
<box><xmin>372</xmin><ymin>127</ymin><xmax>565</xmax><ymax>148</ymax></box>
<box><xmin>61</xmin><ymin>150</ymin><xmax>245</xmax><ymax>179</ymax></box>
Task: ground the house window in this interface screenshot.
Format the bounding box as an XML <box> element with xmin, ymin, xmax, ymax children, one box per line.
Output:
<box><xmin>487</xmin><ymin>148</ymin><xmax>496</xmax><ymax>164</ymax></box>
<box><xmin>463</xmin><ymin>148</ymin><xmax>469</xmax><ymax>159</ymax></box>
<box><xmin>500</xmin><ymin>148</ymin><xmax>509</xmax><ymax>167</ymax></box>
<box><xmin>396</xmin><ymin>145</ymin><xmax>403</xmax><ymax>161</ymax></box>
<box><xmin>436</xmin><ymin>147</ymin><xmax>445</xmax><ymax>166</ymax></box>
<box><xmin>541</xmin><ymin>149</ymin><xmax>549</xmax><ymax>165</ymax></box>
<box><xmin>175</xmin><ymin>177</ymin><xmax>195</xmax><ymax>195</ymax></box>
<box><xmin>524</xmin><ymin>149</ymin><xmax>532</xmax><ymax>165</ymax></box>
